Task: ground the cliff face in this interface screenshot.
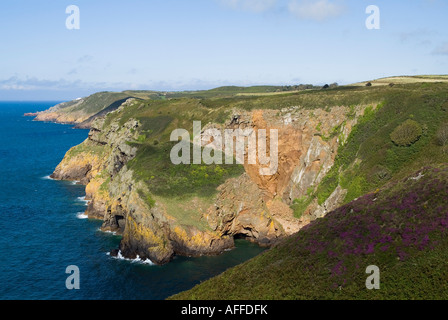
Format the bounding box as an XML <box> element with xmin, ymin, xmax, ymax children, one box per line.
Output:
<box><xmin>201</xmin><ymin>105</ymin><xmax>367</xmax><ymax>237</ymax></box>
<box><xmin>33</xmin><ymin>99</ymin><xmax>91</xmax><ymax>125</ymax></box>
<box><xmin>29</xmin><ymin>93</ymin><xmax>140</xmax><ymax>128</ymax></box>
<box><xmin>170</xmin><ymin>164</ymin><xmax>448</xmax><ymax>300</ymax></box>
<box><xmin>50</xmin><ymin>101</ymin><xmax>372</xmax><ymax>264</ymax></box>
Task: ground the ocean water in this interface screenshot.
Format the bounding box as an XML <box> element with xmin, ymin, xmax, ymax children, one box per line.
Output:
<box><xmin>0</xmin><ymin>101</ymin><xmax>265</xmax><ymax>300</ymax></box>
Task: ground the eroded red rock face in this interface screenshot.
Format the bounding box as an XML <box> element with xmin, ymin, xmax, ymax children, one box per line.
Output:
<box><xmin>51</xmin><ymin>103</ymin><xmax>372</xmax><ymax>264</ymax></box>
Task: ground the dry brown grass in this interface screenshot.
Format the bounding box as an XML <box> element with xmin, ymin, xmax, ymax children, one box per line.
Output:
<box><xmin>349</xmin><ymin>75</ymin><xmax>448</xmax><ymax>87</ymax></box>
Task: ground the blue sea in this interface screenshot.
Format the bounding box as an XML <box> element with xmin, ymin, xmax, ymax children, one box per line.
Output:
<box><xmin>0</xmin><ymin>101</ymin><xmax>265</xmax><ymax>300</ymax></box>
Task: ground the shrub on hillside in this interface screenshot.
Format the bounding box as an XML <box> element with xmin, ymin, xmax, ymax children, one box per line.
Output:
<box><xmin>390</xmin><ymin>119</ymin><xmax>422</xmax><ymax>146</ymax></box>
<box><xmin>436</xmin><ymin>123</ymin><xmax>448</xmax><ymax>153</ymax></box>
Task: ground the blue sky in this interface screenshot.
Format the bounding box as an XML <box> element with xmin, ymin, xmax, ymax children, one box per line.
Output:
<box><xmin>0</xmin><ymin>0</ymin><xmax>447</xmax><ymax>100</ymax></box>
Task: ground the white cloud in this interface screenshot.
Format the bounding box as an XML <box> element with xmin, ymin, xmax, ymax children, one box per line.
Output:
<box><xmin>219</xmin><ymin>0</ymin><xmax>277</xmax><ymax>13</ymax></box>
<box><xmin>288</xmin><ymin>0</ymin><xmax>344</xmax><ymax>21</ymax></box>
<box><xmin>433</xmin><ymin>42</ymin><xmax>448</xmax><ymax>55</ymax></box>
<box><xmin>0</xmin><ymin>77</ymin><xmax>64</xmax><ymax>91</ymax></box>
<box><xmin>399</xmin><ymin>29</ymin><xmax>435</xmax><ymax>44</ymax></box>
<box><xmin>0</xmin><ymin>76</ymin><xmax>233</xmax><ymax>93</ymax></box>
<box><xmin>0</xmin><ymin>76</ymin><xmax>128</xmax><ymax>92</ymax></box>
<box><xmin>77</xmin><ymin>55</ymin><xmax>94</xmax><ymax>64</ymax></box>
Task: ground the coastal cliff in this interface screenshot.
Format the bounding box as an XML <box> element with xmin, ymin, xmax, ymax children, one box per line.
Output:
<box><xmin>48</xmin><ymin>92</ymin><xmax>374</xmax><ymax>264</ymax></box>
<box><xmin>27</xmin><ymin>80</ymin><xmax>448</xmax><ymax>299</ymax></box>
<box><xmin>43</xmin><ymin>81</ymin><xmax>448</xmax><ymax>266</ymax></box>
<box><xmin>28</xmin><ymin>91</ymin><xmax>158</xmax><ymax>128</ymax></box>
<box><xmin>169</xmin><ymin>81</ymin><xmax>448</xmax><ymax>299</ymax></box>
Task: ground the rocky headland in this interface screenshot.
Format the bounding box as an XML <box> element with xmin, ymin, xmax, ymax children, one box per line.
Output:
<box><xmin>44</xmin><ymin>93</ymin><xmax>374</xmax><ymax>264</ymax></box>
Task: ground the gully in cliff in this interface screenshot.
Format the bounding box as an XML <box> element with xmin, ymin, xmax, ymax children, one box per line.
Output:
<box><xmin>170</xmin><ymin>120</ymin><xmax>279</xmax><ymax>175</ymax></box>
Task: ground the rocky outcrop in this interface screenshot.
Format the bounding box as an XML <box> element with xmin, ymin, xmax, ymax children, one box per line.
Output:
<box><xmin>205</xmin><ymin>174</ymin><xmax>281</xmax><ymax>245</ymax></box>
<box><xmin>200</xmin><ymin>105</ymin><xmax>368</xmax><ymax>231</ymax></box>
<box><xmin>50</xmin><ymin>100</ymin><xmax>374</xmax><ymax>264</ymax></box>
<box><xmin>308</xmin><ymin>185</ymin><xmax>348</xmax><ymax>220</ymax></box>
<box><xmin>27</xmin><ymin>95</ymin><xmax>136</xmax><ymax>128</ymax></box>
<box><xmin>32</xmin><ymin>99</ymin><xmax>89</xmax><ymax>125</ymax></box>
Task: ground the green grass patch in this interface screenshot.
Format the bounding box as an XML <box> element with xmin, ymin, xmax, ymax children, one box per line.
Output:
<box><xmin>66</xmin><ymin>139</ymin><xmax>106</xmax><ymax>159</ymax></box>
<box><xmin>315</xmin><ymin>83</ymin><xmax>448</xmax><ymax>205</ymax></box>
<box><xmin>127</xmin><ymin>141</ymin><xmax>245</xmax><ymax>198</ymax></box>
<box><xmin>290</xmin><ymin>196</ymin><xmax>313</xmax><ymax>218</ymax></box>
<box><xmin>154</xmin><ymin>194</ymin><xmax>213</xmax><ymax>231</ymax></box>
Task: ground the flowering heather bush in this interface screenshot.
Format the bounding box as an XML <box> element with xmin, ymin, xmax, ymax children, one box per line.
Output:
<box><xmin>292</xmin><ymin>165</ymin><xmax>448</xmax><ymax>295</ymax></box>
<box><xmin>173</xmin><ymin>165</ymin><xmax>448</xmax><ymax>300</ymax></box>
<box><xmin>172</xmin><ymin>83</ymin><xmax>448</xmax><ymax>300</ymax></box>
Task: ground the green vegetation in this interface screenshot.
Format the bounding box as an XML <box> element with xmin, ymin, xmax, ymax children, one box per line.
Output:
<box><xmin>346</xmin><ymin>105</ymin><xmax>356</xmax><ymax>119</ymax></box>
<box><xmin>290</xmin><ymin>187</ymin><xmax>314</xmax><ymax>218</ymax></box>
<box><xmin>154</xmin><ymin>194</ymin><xmax>213</xmax><ymax>231</ymax></box>
<box><xmin>65</xmin><ymin>81</ymin><xmax>448</xmax><ymax>214</ymax></box>
<box><xmin>390</xmin><ymin>119</ymin><xmax>422</xmax><ymax>146</ymax></box>
<box><xmin>322</xmin><ymin>121</ymin><xmax>346</xmax><ymax>142</ymax></box>
<box><xmin>71</xmin><ymin>92</ymin><xmax>132</xmax><ymax>114</ymax></box>
<box><xmin>127</xmin><ymin>142</ymin><xmax>244</xmax><ymax>198</ymax></box>
<box><xmin>290</xmin><ymin>196</ymin><xmax>312</xmax><ymax>219</ymax></box>
<box><xmin>170</xmin><ymin>165</ymin><xmax>448</xmax><ymax>300</ymax></box>
<box><xmin>138</xmin><ymin>189</ymin><xmax>156</xmax><ymax>208</ymax></box>
<box><xmin>65</xmin><ymin>139</ymin><xmax>106</xmax><ymax>159</ymax></box>
<box><xmin>312</xmin><ymin>83</ymin><xmax>448</xmax><ymax>205</ymax></box>
<box><xmin>99</xmin><ymin>176</ymin><xmax>111</xmax><ymax>193</ymax></box>
<box><xmin>164</xmin><ymin>84</ymin><xmax>320</xmax><ymax>99</ymax></box>
<box><xmin>436</xmin><ymin>122</ymin><xmax>448</xmax><ymax>153</ymax></box>
<box><xmin>50</xmin><ymin>78</ymin><xmax>448</xmax><ymax>299</ymax></box>
<box><xmin>94</xmin><ymin>81</ymin><xmax>448</xmax><ymax>228</ymax></box>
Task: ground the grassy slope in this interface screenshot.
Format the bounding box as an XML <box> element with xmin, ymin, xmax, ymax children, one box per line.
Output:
<box><xmin>103</xmin><ymin>84</ymin><xmax>393</xmax><ymax>197</ymax></box>
<box><xmin>45</xmin><ymin>75</ymin><xmax>448</xmax><ymax>119</ymax></box>
<box><xmin>61</xmin><ymin>80</ymin><xmax>448</xmax><ymax>294</ymax></box>
<box><xmin>95</xmin><ymin>85</ymin><xmax>337</xmax><ymax>229</ymax></box>
<box><xmin>170</xmin><ymin>164</ymin><xmax>448</xmax><ymax>300</ymax></box>
<box><xmin>312</xmin><ymin>82</ymin><xmax>448</xmax><ymax>207</ymax></box>
<box><xmin>48</xmin><ymin>85</ymin><xmax>316</xmax><ymax>120</ymax></box>
<box><xmin>350</xmin><ymin>75</ymin><xmax>448</xmax><ymax>87</ymax></box>
<box><xmin>50</xmin><ymin>92</ymin><xmax>131</xmax><ymax>116</ymax></box>
<box><xmin>93</xmin><ymin>81</ymin><xmax>448</xmax><ymax>233</ymax></box>
<box><xmin>167</xmin><ymin>81</ymin><xmax>448</xmax><ymax>299</ymax></box>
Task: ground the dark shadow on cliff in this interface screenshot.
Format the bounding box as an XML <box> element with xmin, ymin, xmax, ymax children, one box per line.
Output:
<box><xmin>74</xmin><ymin>97</ymin><xmax>138</xmax><ymax>129</ymax></box>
